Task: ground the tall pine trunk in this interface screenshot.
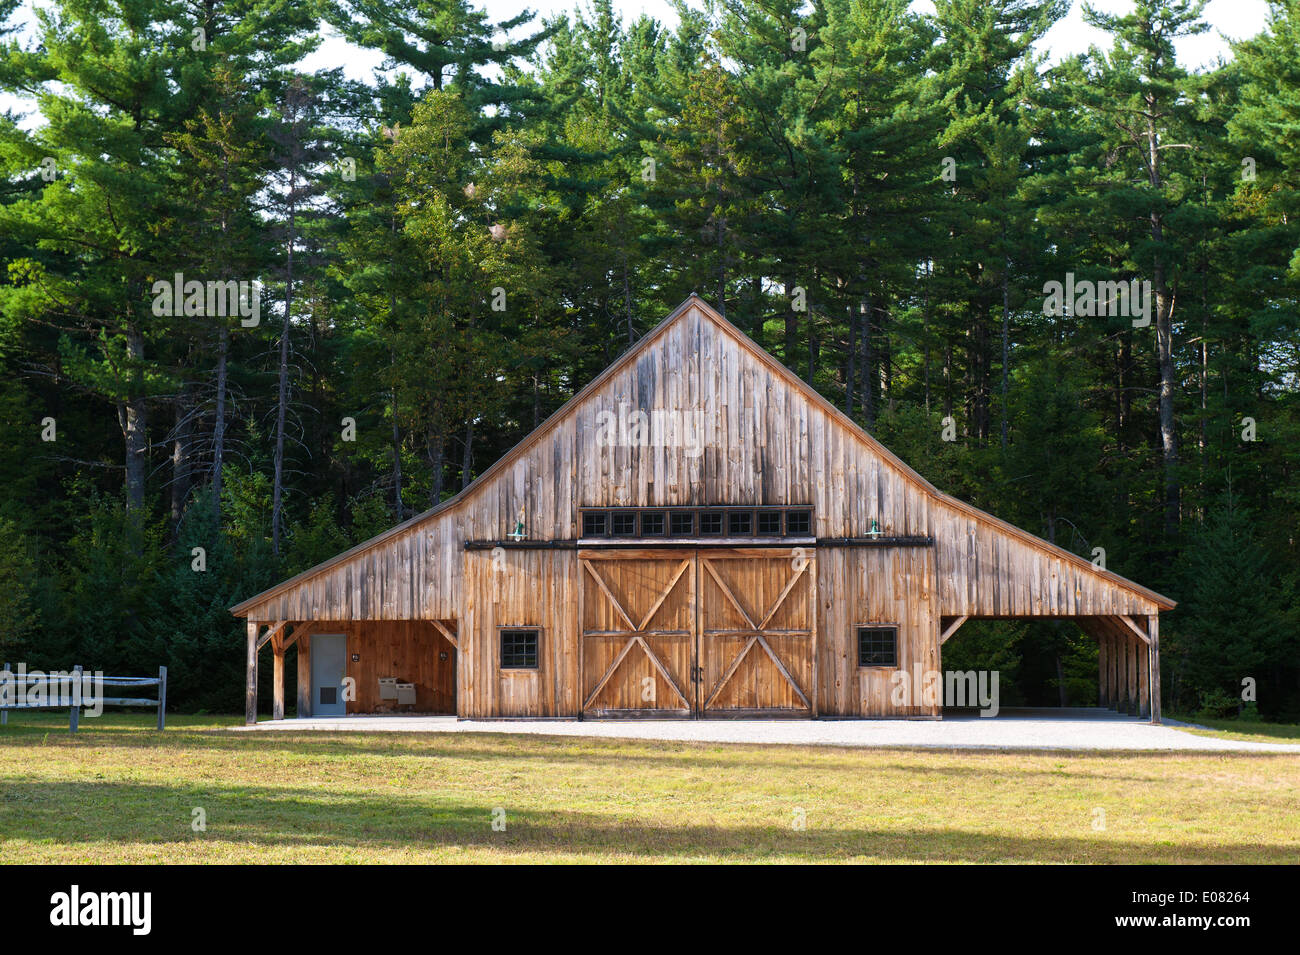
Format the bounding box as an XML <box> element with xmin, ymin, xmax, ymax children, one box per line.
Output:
<box><xmin>212</xmin><ymin>323</ymin><xmax>228</xmax><ymax>523</ymax></box>
<box><xmin>170</xmin><ymin>383</ymin><xmax>193</xmax><ymax>528</ymax></box>
<box><xmin>427</xmin><ymin>432</ymin><xmax>445</xmax><ymax>506</ymax></box>
<box><xmin>846</xmin><ymin>304</ymin><xmax>855</xmax><ymax>416</ymax></box>
<box><xmin>1145</xmin><ymin>109</ymin><xmax>1180</xmax><ymax>540</ymax></box>
<box><xmin>272</xmin><ymin>179</ymin><xmax>297</xmax><ymax>556</ymax></box>
<box><xmin>862</xmin><ymin>294</ymin><xmax>875</xmax><ymax>429</ymax></box>
<box><xmin>461</xmin><ymin>419</ymin><xmax>474</xmax><ymax>490</ymax></box>
<box><xmin>1000</xmin><ymin>251</ymin><xmax>1010</xmax><ymax>451</ymax></box>
<box><xmin>623</xmin><ymin>251</ymin><xmax>634</xmax><ymax>347</ymax></box>
<box><xmin>784</xmin><ymin>275</ymin><xmax>799</xmax><ymax>370</ymax></box>
<box><xmin>122</xmin><ymin>323</ymin><xmax>148</xmax><ymax>511</ymax></box>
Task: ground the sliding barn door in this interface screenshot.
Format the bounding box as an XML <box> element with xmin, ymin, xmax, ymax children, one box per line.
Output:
<box><xmin>580</xmin><ymin>551</ymin><xmax>697</xmax><ymax>717</ymax></box>
<box><xmin>697</xmin><ymin>548</ymin><xmax>816</xmax><ymax>717</ymax></box>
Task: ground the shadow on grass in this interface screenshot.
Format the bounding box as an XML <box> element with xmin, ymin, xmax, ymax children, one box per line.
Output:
<box><xmin>0</xmin><ymin>779</ymin><xmax>1294</xmax><ymax>863</ymax></box>
<box><xmin>3</xmin><ymin>723</ymin><xmax>1298</xmax><ymax>791</ymax></box>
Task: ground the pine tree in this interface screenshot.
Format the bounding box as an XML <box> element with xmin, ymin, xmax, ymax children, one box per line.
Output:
<box><xmin>813</xmin><ymin>0</ymin><xmax>941</xmax><ymax>424</ymax></box>
<box><xmin>1068</xmin><ymin>0</ymin><xmax>1212</xmax><ymax>543</ymax></box>
<box><xmin>927</xmin><ymin>0</ymin><xmax>1066</xmax><ymax>444</ymax></box>
<box><xmin>1170</xmin><ymin>491</ymin><xmax>1293</xmax><ymax>716</ymax></box>
<box><xmin>324</xmin><ymin>0</ymin><xmax>553</xmax><ymax>133</ymax></box>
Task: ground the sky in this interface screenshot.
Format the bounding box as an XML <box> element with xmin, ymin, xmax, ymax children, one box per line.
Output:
<box><xmin>0</xmin><ymin>0</ymin><xmax>1279</xmax><ymax>122</ymax></box>
<box><xmin>297</xmin><ymin>0</ymin><xmax>1273</xmax><ymax>81</ymax></box>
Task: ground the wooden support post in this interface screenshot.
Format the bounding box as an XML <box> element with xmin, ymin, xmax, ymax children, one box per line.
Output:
<box><xmin>1112</xmin><ymin>634</ymin><xmax>1123</xmax><ymax>712</ymax></box>
<box><xmin>1102</xmin><ymin>633</ymin><xmax>1110</xmax><ymax>710</ymax></box>
<box><xmin>1104</xmin><ymin>632</ymin><xmax>1114</xmax><ymax>709</ymax></box>
<box><xmin>1098</xmin><ymin>634</ymin><xmax>1109</xmax><ymax>707</ymax></box>
<box><xmin>69</xmin><ymin>664</ymin><xmax>82</xmax><ymax>734</ymax></box>
<box><xmin>246</xmin><ymin>621</ymin><xmax>259</xmax><ymax>725</ymax></box>
<box><xmin>1148</xmin><ymin>614</ymin><xmax>1161</xmax><ymax>724</ymax></box>
<box><xmin>1113</xmin><ymin>633</ymin><xmax>1123</xmax><ymax>713</ymax></box>
<box><xmin>1123</xmin><ymin>634</ymin><xmax>1133</xmax><ymax>712</ymax></box>
<box><xmin>1118</xmin><ymin>636</ymin><xmax>1127</xmax><ymax>714</ymax></box>
<box><xmin>272</xmin><ymin>641</ymin><xmax>285</xmax><ymax>722</ymax></box>
<box><xmin>1137</xmin><ymin>639</ymin><xmax>1149</xmax><ymax>718</ymax></box>
<box><xmin>1112</xmin><ymin>631</ymin><xmax>1123</xmax><ymax>712</ymax></box>
<box><xmin>157</xmin><ymin>665</ymin><xmax>167</xmax><ymax>730</ymax></box>
<box><xmin>1</xmin><ymin>661</ymin><xmax>8</xmax><ymax>726</ymax></box>
<box><xmin>296</xmin><ymin>632</ymin><xmax>312</xmax><ymax>719</ymax></box>
<box><xmin>1125</xmin><ymin>636</ymin><xmax>1134</xmax><ymax>711</ymax></box>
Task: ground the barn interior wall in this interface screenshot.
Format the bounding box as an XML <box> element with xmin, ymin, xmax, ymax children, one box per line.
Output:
<box><xmin>343</xmin><ymin>620</ymin><xmax>457</xmax><ymax>715</ymax></box>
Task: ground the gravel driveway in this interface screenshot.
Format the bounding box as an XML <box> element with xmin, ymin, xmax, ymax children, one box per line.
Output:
<box><xmin>237</xmin><ymin>708</ymin><xmax>1300</xmax><ymax>753</ymax></box>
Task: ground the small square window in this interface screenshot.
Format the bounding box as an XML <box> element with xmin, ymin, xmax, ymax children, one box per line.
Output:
<box><xmin>857</xmin><ymin>626</ymin><xmax>897</xmax><ymax>668</ymax></box>
<box><xmin>757</xmin><ymin>511</ymin><xmax>783</xmax><ymax>535</ymax></box>
<box><xmin>610</xmin><ymin>512</ymin><xmax>637</xmax><ymax>536</ymax></box>
<box><xmin>641</xmin><ymin>512</ymin><xmax>665</xmax><ymax>535</ymax></box>
<box><xmin>699</xmin><ymin>512</ymin><xmax>723</xmax><ymax>535</ymax></box>
<box><xmin>669</xmin><ymin>511</ymin><xmax>695</xmax><ymax>536</ymax></box>
<box><xmin>501</xmin><ymin>629</ymin><xmax>539</xmax><ymax>669</ymax></box>
<box><xmin>728</xmin><ymin>511</ymin><xmax>753</xmax><ymax>535</ymax></box>
<box><xmin>786</xmin><ymin>510</ymin><xmax>812</xmax><ymax>536</ymax></box>
<box><xmin>582</xmin><ymin>512</ymin><xmax>607</xmax><ymax>537</ymax></box>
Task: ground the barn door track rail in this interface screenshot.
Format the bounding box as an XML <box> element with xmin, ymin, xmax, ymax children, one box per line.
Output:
<box><xmin>467</xmin><ymin>536</ymin><xmax>933</xmax><ymax>550</ymax></box>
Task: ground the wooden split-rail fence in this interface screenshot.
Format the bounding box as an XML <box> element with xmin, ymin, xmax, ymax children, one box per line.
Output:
<box><xmin>0</xmin><ymin>663</ymin><xmax>167</xmax><ymax>733</ymax></box>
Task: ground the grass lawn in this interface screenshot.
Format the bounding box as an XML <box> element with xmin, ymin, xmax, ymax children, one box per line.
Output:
<box><xmin>1168</xmin><ymin>714</ymin><xmax>1300</xmax><ymax>744</ymax></box>
<box><xmin>1</xmin><ymin>712</ymin><xmax>1297</xmax><ymax>864</ymax></box>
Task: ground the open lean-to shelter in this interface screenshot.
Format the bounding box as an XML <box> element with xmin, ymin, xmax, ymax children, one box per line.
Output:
<box><xmin>232</xmin><ymin>295</ymin><xmax>1174</xmax><ymax>724</ymax></box>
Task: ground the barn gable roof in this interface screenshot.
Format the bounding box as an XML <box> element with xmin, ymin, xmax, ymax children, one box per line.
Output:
<box><xmin>232</xmin><ymin>294</ymin><xmax>1174</xmax><ymax>616</ymax></box>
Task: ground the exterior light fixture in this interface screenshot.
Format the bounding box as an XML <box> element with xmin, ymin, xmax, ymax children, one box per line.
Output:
<box><xmin>507</xmin><ymin>504</ymin><xmax>527</xmax><ymax>541</ymax></box>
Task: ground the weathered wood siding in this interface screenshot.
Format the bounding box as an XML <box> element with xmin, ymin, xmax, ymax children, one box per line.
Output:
<box><xmin>462</xmin><ymin>548</ymin><xmax>580</xmax><ymax>717</ymax></box>
<box><xmin>930</xmin><ymin>499</ymin><xmax>1161</xmax><ymax>617</ymax></box>
<box><xmin>816</xmin><ymin>546</ymin><xmax>939</xmax><ymax>717</ymax></box>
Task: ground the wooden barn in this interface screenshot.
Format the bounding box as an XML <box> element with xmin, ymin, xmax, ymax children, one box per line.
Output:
<box><xmin>232</xmin><ymin>295</ymin><xmax>1175</xmax><ymax>724</ymax></box>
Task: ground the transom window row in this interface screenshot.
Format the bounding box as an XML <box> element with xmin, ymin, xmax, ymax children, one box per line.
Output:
<box><xmin>581</xmin><ymin>507</ymin><xmax>813</xmax><ymax>539</ymax></box>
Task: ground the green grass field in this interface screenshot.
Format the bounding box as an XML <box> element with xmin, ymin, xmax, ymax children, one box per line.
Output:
<box><xmin>1168</xmin><ymin>715</ymin><xmax>1300</xmax><ymax>743</ymax></box>
<box><xmin>1</xmin><ymin>712</ymin><xmax>1297</xmax><ymax>863</ymax></box>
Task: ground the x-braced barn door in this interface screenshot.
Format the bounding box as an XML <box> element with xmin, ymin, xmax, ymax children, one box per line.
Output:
<box><xmin>580</xmin><ymin>548</ymin><xmax>816</xmax><ymax>718</ymax></box>
<box><xmin>697</xmin><ymin>548</ymin><xmax>816</xmax><ymax>717</ymax></box>
<box><xmin>580</xmin><ymin>551</ymin><xmax>696</xmax><ymax>717</ymax></box>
